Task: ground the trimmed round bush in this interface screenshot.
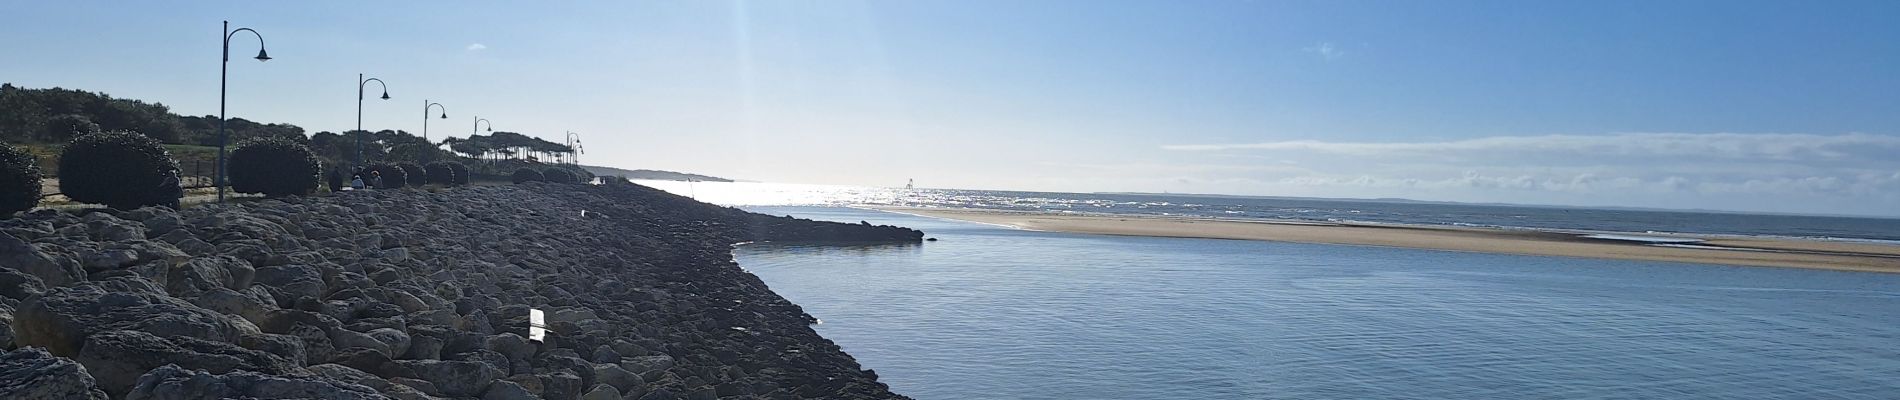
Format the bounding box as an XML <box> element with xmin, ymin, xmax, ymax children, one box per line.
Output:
<box><xmin>424</xmin><ymin>162</ymin><xmax>455</xmax><ymax>186</ymax></box>
<box><xmin>326</xmin><ymin>169</ymin><xmax>345</xmax><ymax>192</ymax></box>
<box><xmin>0</xmin><ymin>142</ymin><xmax>42</xmax><ymax>217</ymax></box>
<box><xmin>228</xmin><ymin>137</ymin><xmax>321</xmax><ymax>197</ymax></box>
<box><xmin>41</xmin><ymin>114</ymin><xmax>100</xmax><ymax>143</ymax></box>
<box><xmin>58</xmin><ymin>131</ymin><xmax>181</xmax><ymax>209</ymax></box>
<box><xmin>447</xmin><ymin>162</ymin><xmax>470</xmax><ymax>185</ymax></box>
<box><xmin>397</xmin><ymin>163</ymin><xmax>426</xmax><ymax>187</ymax></box>
<box><xmin>543</xmin><ymin>168</ymin><xmax>577</xmax><ymax>184</ymax></box>
<box><xmin>511</xmin><ymin>168</ymin><xmax>543</xmax><ymax>184</ymax></box>
<box><xmin>365</xmin><ymin>163</ymin><xmax>407</xmax><ymax>189</ymax></box>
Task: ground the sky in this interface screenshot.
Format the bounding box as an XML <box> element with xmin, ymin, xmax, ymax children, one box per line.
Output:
<box><xmin>2</xmin><ymin>1</ymin><xmax>1897</xmax><ymax>216</ymax></box>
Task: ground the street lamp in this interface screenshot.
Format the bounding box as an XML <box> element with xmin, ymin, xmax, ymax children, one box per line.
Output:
<box><xmin>422</xmin><ymin>100</ymin><xmax>447</xmax><ymax>142</ymax></box>
<box><xmin>356</xmin><ymin>74</ymin><xmax>390</xmax><ymax>165</ymax></box>
<box><xmin>473</xmin><ymin>117</ymin><xmax>492</xmax><ymax>136</ymax></box>
<box><xmin>217</xmin><ymin>20</ymin><xmax>270</xmax><ymax>204</ymax></box>
<box><xmin>564</xmin><ymin>131</ymin><xmax>584</xmax><ymax>165</ymax></box>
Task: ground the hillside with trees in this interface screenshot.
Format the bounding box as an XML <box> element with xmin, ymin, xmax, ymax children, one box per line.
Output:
<box><xmin>0</xmin><ymin>83</ymin><xmax>601</xmax><ymax>182</ymax></box>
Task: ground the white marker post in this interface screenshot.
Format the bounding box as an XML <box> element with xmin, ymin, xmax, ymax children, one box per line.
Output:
<box><xmin>528</xmin><ymin>308</ymin><xmax>548</xmax><ymax>342</ymax></box>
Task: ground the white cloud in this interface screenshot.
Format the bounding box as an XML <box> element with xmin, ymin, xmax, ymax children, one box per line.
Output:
<box><xmin>466</xmin><ymin>43</ymin><xmax>487</xmax><ymax>51</ymax></box>
<box><xmin>1303</xmin><ymin>42</ymin><xmax>1344</xmax><ymax>60</ymax></box>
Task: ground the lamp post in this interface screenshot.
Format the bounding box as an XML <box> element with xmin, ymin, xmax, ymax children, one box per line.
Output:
<box><xmin>422</xmin><ymin>100</ymin><xmax>446</xmax><ymax>142</ymax></box>
<box><xmin>356</xmin><ymin>74</ymin><xmax>390</xmax><ymax>166</ymax></box>
<box><xmin>472</xmin><ymin>117</ymin><xmax>492</xmax><ymax>136</ymax></box>
<box><xmin>218</xmin><ymin>21</ymin><xmax>271</xmax><ymax>204</ymax></box>
<box><xmin>564</xmin><ymin>131</ymin><xmax>584</xmax><ymax>165</ymax></box>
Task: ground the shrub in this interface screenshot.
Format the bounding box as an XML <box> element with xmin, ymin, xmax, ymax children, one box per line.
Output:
<box><xmin>447</xmin><ymin>162</ymin><xmax>470</xmax><ymax>185</ymax></box>
<box><xmin>41</xmin><ymin>114</ymin><xmax>100</xmax><ymax>143</ymax></box>
<box><xmin>511</xmin><ymin>168</ymin><xmax>543</xmax><ymax>184</ymax></box>
<box><xmin>58</xmin><ymin>131</ymin><xmax>181</xmax><ymax>209</ymax></box>
<box><xmin>365</xmin><ymin>163</ymin><xmax>407</xmax><ymax>189</ymax></box>
<box><xmin>424</xmin><ymin>162</ymin><xmax>455</xmax><ymax>186</ymax></box>
<box><xmin>543</xmin><ymin>168</ymin><xmax>577</xmax><ymax>184</ymax></box>
<box><xmin>397</xmin><ymin>163</ymin><xmax>426</xmax><ymax>187</ymax></box>
<box><xmin>326</xmin><ymin>169</ymin><xmax>345</xmax><ymax>192</ymax></box>
<box><xmin>228</xmin><ymin>137</ymin><xmax>321</xmax><ymax>197</ymax></box>
<box><xmin>0</xmin><ymin>142</ymin><xmax>41</xmax><ymax>217</ymax></box>
<box><xmin>601</xmin><ymin>175</ymin><xmax>633</xmax><ymax>187</ymax></box>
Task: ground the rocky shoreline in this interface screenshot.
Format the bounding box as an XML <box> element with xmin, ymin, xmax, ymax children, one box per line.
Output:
<box><xmin>0</xmin><ymin>182</ymin><xmax>921</xmax><ymax>399</ymax></box>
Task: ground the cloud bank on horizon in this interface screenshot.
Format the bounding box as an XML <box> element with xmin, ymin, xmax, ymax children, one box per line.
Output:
<box><xmin>1148</xmin><ymin>132</ymin><xmax>1900</xmax><ymax>215</ymax></box>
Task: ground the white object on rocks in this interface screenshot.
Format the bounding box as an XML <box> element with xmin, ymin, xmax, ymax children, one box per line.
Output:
<box><xmin>528</xmin><ymin>308</ymin><xmax>548</xmax><ymax>342</ymax></box>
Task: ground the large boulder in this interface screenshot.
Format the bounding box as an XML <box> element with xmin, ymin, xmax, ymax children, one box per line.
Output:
<box><xmin>75</xmin><ymin>330</ymin><xmax>303</xmax><ymax>398</ymax></box>
<box><xmin>308</xmin><ymin>363</ymin><xmax>441</xmax><ymax>400</ymax></box>
<box><xmin>13</xmin><ymin>278</ymin><xmax>254</xmax><ymax>356</ymax></box>
<box><xmin>0</xmin><ymin>232</ymin><xmax>85</xmax><ymax>287</ymax></box>
<box><xmin>391</xmin><ymin>359</ymin><xmax>506</xmax><ymax>398</ymax></box>
<box><xmin>126</xmin><ymin>364</ymin><xmax>388</xmax><ymax>400</ymax></box>
<box><xmin>0</xmin><ymin>347</ymin><xmax>109</xmax><ymax>399</ymax></box>
<box><xmin>0</xmin><ymin>267</ymin><xmax>46</xmax><ymax>301</ymax></box>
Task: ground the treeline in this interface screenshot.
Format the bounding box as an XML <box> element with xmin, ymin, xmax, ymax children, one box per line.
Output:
<box><xmin>1</xmin><ymin>83</ymin><xmax>591</xmax><ymax>180</ymax></box>
<box><xmin>0</xmin><ymin>83</ymin><xmax>304</xmax><ymax>146</ymax></box>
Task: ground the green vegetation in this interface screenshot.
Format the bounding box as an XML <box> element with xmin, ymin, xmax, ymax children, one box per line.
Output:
<box><xmin>511</xmin><ymin>168</ymin><xmax>543</xmax><ymax>184</ymax></box>
<box><xmin>40</xmin><ymin>114</ymin><xmax>99</xmax><ymax>143</ymax></box>
<box><xmin>447</xmin><ymin>162</ymin><xmax>470</xmax><ymax>185</ymax></box>
<box><xmin>396</xmin><ymin>162</ymin><xmax>426</xmax><ymax>187</ymax></box>
<box><xmin>228</xmin><ymin>137</ymin><xmax>321</xmax><ymax>197</ymax></box>
<box><xmin>58</xmin><ymin>131</ymin><xmax>181</xmax><ymax>209</ymax></box>
<box><xmin>424</xmin><ymin>162</ymin><xmax>455</xmax><ymax>186</ymax></box>
<box><xmin>544</xmin><ymin>168</ymin><xmax>578</xmax><ymax>184</ymax></box>
<box><xmin>0</xmin><ymin>141</ymin><xmax>41</xmax><ymax>217</ymax></box>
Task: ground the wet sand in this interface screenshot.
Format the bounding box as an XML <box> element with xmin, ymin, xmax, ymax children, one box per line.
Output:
<box><xmin>871</xmin><ymin>206</ymin><xmax>1900</xmax><ymax>273</ymax></box>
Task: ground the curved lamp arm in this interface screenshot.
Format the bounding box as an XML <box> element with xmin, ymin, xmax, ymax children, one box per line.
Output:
<box><xmin>225</xmin><ymin>27</ymin><xmax>270</xmax><ymax>62</ymax></box>
<box><xmin>426</xmin><ymin>102</ymin><xmax>447</xmax><ymax>119</ymax></box>
<box><xmin>360</xmin><ymin>77</ymin><xmax>390</xmax><ymax>100</ymax></box>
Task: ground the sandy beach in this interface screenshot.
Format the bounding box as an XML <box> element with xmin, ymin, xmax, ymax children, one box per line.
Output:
<box><xmin>872</xmin><ymin>206</ymin><xmax>1900</xmax><ymax>273</ymax></box>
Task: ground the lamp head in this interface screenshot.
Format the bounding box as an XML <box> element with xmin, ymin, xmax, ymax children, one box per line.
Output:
<box><xmin>439</xmin><ymin>113</ymin><xmax>448</xmax><ymax>119</ymax></box>
<box><xmin>380</xmin><ymin>92</ymin><xmax>391</xmax><ymax>100</ymax></box>
<box><xmin>254</xmin><ymin>48</ymin><xmax>271</xmax><ymax>62</ymax></box>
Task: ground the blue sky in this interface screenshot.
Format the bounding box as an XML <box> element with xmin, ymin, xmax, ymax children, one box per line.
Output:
<box><xmin>3</xmin><ymin>1</ymin><xmax>1897</xmax><ymax>215</ymax></box>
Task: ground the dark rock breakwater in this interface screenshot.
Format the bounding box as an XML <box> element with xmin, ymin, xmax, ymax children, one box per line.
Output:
<box><xmin>0</xmin><ymin>183</ymin><xmax>919</xmax><ymax>399</ymax></box>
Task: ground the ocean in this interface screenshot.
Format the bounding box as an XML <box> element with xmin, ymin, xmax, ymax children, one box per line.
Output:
<box><xmin>637</xmin><ymin>181</ymin><xmax>1900</xmax><ymax>242</ymax></box>
<box><xmin>637</xmin><ymin>181</ymin><xmax>1900</xmax><ymax>399</ymax></box>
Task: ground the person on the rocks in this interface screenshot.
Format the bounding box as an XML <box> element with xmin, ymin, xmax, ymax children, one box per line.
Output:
<box><xmin>369</xmin><ymin>170</ymin><xmax>383</xmax><ymax>189</ymax></box>
<box><xmin>350</xmin><ymin>174</ymin><xmax>365</xmax><ymax>190</ymax></box>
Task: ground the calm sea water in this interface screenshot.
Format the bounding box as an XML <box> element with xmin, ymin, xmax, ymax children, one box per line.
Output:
<box><xmin>638</xmin><ymin>181</ymin><xmax>1900</xmax><ymax>242</ymax></box>
<box><xmin>732</xmin><ymin>206</ymin><xmax>1900</xmax><ymax>399</ymax></box>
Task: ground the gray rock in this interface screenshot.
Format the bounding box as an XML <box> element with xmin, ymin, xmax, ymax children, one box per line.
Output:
<box><xmin>0</xmin><ymin>267</ymin><xmax>46</xmax><ymax>301</ymax></box>
<box><xmin>125</xmin><ymin>364</ymin><xmax>388</xmax><ymax>400</ymax></box>
<box><xmin>593</xmin><ymin>363</ymin><xmax>645</xmax><ymax>393</ymax></box>
<box><xmin>239</xmin><ymin>333</ymin><xmax>309</xmax><ymax>367</ymax></box>
<box><xmin>0</xmin><ymin>347</ymin><xmax>109</xmax><ymax>400</ymax></box>
<box><xmin>255</xmin><ymin>264</ymin><xmax>326</xmax><ymax>301</ymax></box>
<box><xmin>13</xmin><ymin>278</ymin><xmax>251</xmax><ymax>356</ymax></box>
<box><xmin>581</xmin><ymin>384</ymin><xmax>622</xmax><ymax>400</ymax></box>
<box><xmin>485</xmin><ymin>333</ymin><xmax>536</xmax><ymax>361</ymax></box>
<box><xmin>0</xmin><ymin>232</ymin><xmax>85</xmax><ymax>286</ymax></box>
<box><xmin>367</xmin><ymin>328</ymin><xmax>413</xmax><ymax>357</ymax></box>
<box><xmin>308</xmin><ymin>364</ymin><xmax>440</xmax><ymax>400</ymax></box>
<box><xmin>542</xmin><ymin>371</ymin><xmax>583</xmax><ymax>400</ymax></box>
<box><xmin>83</xmin><ymin>212</ymin><xmax>144</xmax><ymax>242</ymax></box>
<box><xmin>392</xmin><ymin>359</ymin><xmax>506</xmax><ymax>397</ymax></box>
<box><xmin>191</xmin><ymin>286</ymin><xmax>280</xmax><ymax>326</ymax></box>
<box><xmin>481</xmin><ymin>380</ymin><xmax>537</xmax><ymax>400</ymax></box>
<box><xmin>619</xmin><ymin>355</ymin><xmax>675</xmax><ymax>382</ymax></box>
<box><xmin>75</xmin><ymin>330</ymin><xmax>302</xmax><ymax>398</ymax></box>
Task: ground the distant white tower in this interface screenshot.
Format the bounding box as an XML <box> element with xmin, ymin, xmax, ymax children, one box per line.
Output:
<box><xmin>906</xmin><ymin>178</ymin><xmax>914</xmax><ymax>190</ymax></box>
